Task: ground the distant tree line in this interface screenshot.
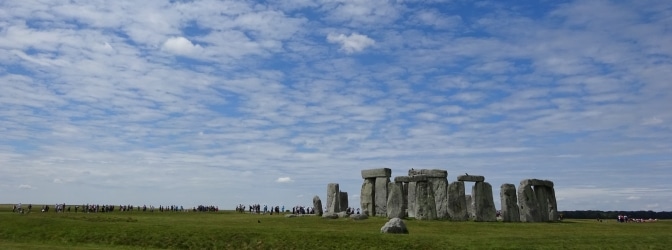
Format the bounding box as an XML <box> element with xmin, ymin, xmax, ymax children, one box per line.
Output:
<box><xmin>560</xmin><ymin>210</ymin><xmax>672</xmax><ymax>220</ymax></box>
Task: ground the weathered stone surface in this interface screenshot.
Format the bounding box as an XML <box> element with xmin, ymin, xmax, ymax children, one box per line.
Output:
<box><xmin>402</xmin><ymin>182</ymin><xmax>408</xmax><ymax>217</ymax></box>
<box><xmin>322</xmin><ymin>213</ymin><xmax>338</xmax><ymax>219</ymax></box>
<box><xmin>394</xmin><ymin>176</ymin><xmax>411</xmax><ymax>183</ymax></box>
<box><xmin>336</xmin><ymin>211</ymin><xmax>349</xmax><ymax>218</ymax></box>
<box><xmin>361</xmin><ymin>168</ymin><xmax>392</xmax><ymax>178</ymax></box>
<box><xmin>375</xmin><ymin>177</ymin><xmax>390</xmax><ymax>217</ymax></box>
<box><xmin>326</xmin><ymin>183</ymin><xmax>340</xmax><ymax>213</ymax></box>
<box><xmin>360</xmin><ymin>179</ymin><xmax>375</xmax><ymax>216</ymax></box>
<box><xmin>466</xmin><ymin>194</ymin><xmax>475</xmax><ymax>220</ymax></box>
<box><xmin>422</xmin><ymin>169</ymin><xmax>448</xmax><ymax>178</ymax></box>
<box><xmin>518</xmin><ymin>182</ymin><xmax>541</xmax><ymax>222</ymax></box>
<box><xmin>414</xmin><ymin>181</ymin><xmax>437</xmax><ymax>220</ymax></box>
<box><xmin>408</xmin><ymin>169</ymin><xmax>448</xmax><ymax>178</ymax></box>
<box><xmin>409</xmin><ymin>174</ymin><xmax>428</xmax><ymax>182</ymax></box>
<box><xmin>380</xmin><ymin>218</ymin><xmax>409</xmax><ymax>234</ymax></box>
<box><xmin>285</xmin><ymin>214</ymin><xmax>297</xmax><ymax>218</ymax></box>
<box><xmin>500</xmin><ymin>184</ymin><xmax>520</xmax><ymax>222</ymax></box>
<box><xmin>534</xmin><ymin>185</ymin><xmax>550</xmax><ymax>222</ymax></box>
<box><xmin>457</xmin><ymin>175</ymin><xmax>485</xmax><ymax>182</ymax></box>
<box><xmin>339</xmin><ymin>191</ymin><xmax>349</xmax><ymax>212</ymax></box>
<box><xmin>521</xmin><ymin>179</ymin><xmax>553</xmax><ymax>188</ymax></box>
<box><xmin>448</xmin><ymin>181</ymin><xmax>468</xmax><ymax>221</ymax></box>
<box><xmin>313</xmin><ymin>195</ymin><xmax>323</xmax><ymax>216</ymax></box>
<box><xmin>546</xmin><ymin>186</ymin><xmax>559</xmax><ymax>221</ymax></box>
<box><xmin>386</xmin><ymin>182</ymin><xmax>405</xmax><ymax>219</ymax></box>
<box><xmin>351</xmin><ymin>213</ymin><xmax>369</xmax><ymax>220</ymax></box>
<box><xmin>472</xmin><ymin>182</ymin><xmax>497</xmax><ymax>222</ymax></box>
<box><xmin>428</xmin><ymin>177</ymin><xmax>449</xmax><ymax>219</ymax></box>
<box><xmin>407</xmin><ymin>182</ymin><xmax>416</xmax><ymax>218</ymax></box>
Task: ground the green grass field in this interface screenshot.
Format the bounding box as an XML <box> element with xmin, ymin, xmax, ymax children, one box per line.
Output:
<box><xmin>1</xmin><ymin>205</ymin><xmax>669</xmax><ymax>249</ymax></box>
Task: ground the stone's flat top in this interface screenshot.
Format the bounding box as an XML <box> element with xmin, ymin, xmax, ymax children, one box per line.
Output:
<box><xmin>408</xmin><ymin>169</ymin><xmax>448</xmax><ymax>178</ymax></box>
<box><xmin>394</xmin><ymin>176</ymin><xmax>411</xmax><ymax>182</ymax></box>
<box><xmin>361</xmin><ymin>168</ymin><xmax>392</xmax><ymax>178</ymax></box>
<box><xmin>457</xmin><ymin>175</ymin><xmax>485</xmax><ymax>182</ymax></box>
<box><xmin>520</xmin><ymin>179</ymin><xmax>554</xmax><ymax>188</ymax></box>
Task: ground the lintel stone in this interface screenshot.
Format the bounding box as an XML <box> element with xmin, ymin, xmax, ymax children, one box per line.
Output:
<box><xmin>361</xmin><ymin>168</ymin><xmax>392</xmax><ymax>178</ymax></box>
<box><xmin>409</xmin><ymin>174</ymin><xmax>428</xmax><ymax>182</ymax></box>
<box><xmin>394</xmin><ymin>176</ymin><xmax>411</xmax><ymax>183</ymax></box>
<box><xmin>457</xmin><ymin>175</ymin><xmax>485</xmax><ymax>182</ymax></box>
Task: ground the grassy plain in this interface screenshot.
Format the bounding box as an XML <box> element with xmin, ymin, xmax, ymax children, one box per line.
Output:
<box><xmin>0</xmin><ymin>204</ymin><xmax>669</xmax><ymax>249</ymax></box>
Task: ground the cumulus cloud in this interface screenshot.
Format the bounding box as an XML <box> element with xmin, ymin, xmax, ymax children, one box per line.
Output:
<box><xmin>326</xmin><ymin>33</ymin><xmax>375</xmax><ymax>54</ymax></box>
<box><xmin>18</xmin><ymin>184</ymin><xmax>35</xmax><ymax>190</ymax></box>
<box><xmin>276</xmin><ymin>177</ymin><xmax>294</xmax><ymax>183</ymax></box>
<box><xmin>161</xmin><ymin>36</ymin><xmax>203</xmax><ymax>56</ymax></box>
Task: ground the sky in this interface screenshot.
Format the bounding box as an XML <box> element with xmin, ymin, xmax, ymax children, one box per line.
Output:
<box><xmin>1</xmin><ymin>0</ymin><xmax>671</xmax><ymax>212</ymax></box>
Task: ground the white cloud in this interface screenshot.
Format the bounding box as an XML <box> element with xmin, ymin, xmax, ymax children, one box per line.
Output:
<box><xmin>161</xmin><ymin>36</ymin><xmax>203</xmax><ymax>56</ymax></box>
<box><xmin>641</xmin><ymin>116</ymin><xmax>663</xmax><ymax>126</ymax></box>
<box><xmin>326</xmin><ymin>33</ymin><xmax>375</xmax><ymax>54</ymax></box>
<box><xmin>276</xmin><ymin>177</ymin><xmax>294</xmax><ymax>183</ymax></box>
<box><xmin>18</xmin><ymin>184</ymin><xmax>35</xmax><ymax>190</ymax></box>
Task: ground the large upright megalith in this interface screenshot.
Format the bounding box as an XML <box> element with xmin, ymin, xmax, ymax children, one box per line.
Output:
<box><xmin>472</xmin><ymin>182</ymin><xmax>497</xmax><ymax>222</ymax></box>
<box><xmin>313</xmin><ymin>195</ymin><xmax>324</xmax><ymax>216</ymax></box>
<box><xmin>375</xmin><ymin>176</ymin><xmax>390</xmax><ymax>216</ymax></box>
<box><xmin>326</xmin><ymin>183</ymin><xmax>340</xmax><ymax>213</ymax></box>
<box><xmin>500</xmin><ymin>183</ymin><xmax>520</xmax><ymax>222</ymax></box>
<box><xmin>339</xmin><ymin>191</ymin><xmax>349</xmax><ymax>212</ymax></box>
<box><xmin>413</xmin><ymin>175</ymin><xmax>437</xmax><ymax>220</ymax></box>
<box><xmin>545</xmin><ymin>185</ymin><xmax>559</xmax><ymax>221</ymax></box>
<box><xmin>534</xmin><ymin>186</ymin><xmax>550</xmax><ymax>222</ymax></box>
<box><xmin>447</xmin><ymin>181</ymin><xmax>468</xmax><ymax>221</ymax></box>
<box><xmin>360</xmin><ymin>168</ymin><xmax>392</xmax><ymax>217</ymax></box>
<box><xmin>386</xmin><ymin>181</ymin><xmax>405</xmax><ymax>219</ymax></box>
<box><xmin>407</xmin><ymin>181</ymin><xmax>417</xmax><ymax>218</ymax></box>
<box><xmin>518</xmin><ymin>180</ymin><xmax>540</xmax><ymax>222</ymax></box>
<box><xmin>360</xmin><ymin>178</ymin><xmax>375</xmax><ymax>216</ymax></box>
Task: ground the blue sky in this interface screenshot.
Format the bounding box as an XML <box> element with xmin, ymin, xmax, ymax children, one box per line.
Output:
<box><xmin>1</xmin><ymin>0</ymin><xmax>670</xmax><ymax>211</ymax></box>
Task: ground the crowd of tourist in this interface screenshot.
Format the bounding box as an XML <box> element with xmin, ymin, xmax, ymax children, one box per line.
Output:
<box><xmin>616</xmin><ymin>215</ymin><xmax>658</xmax><ymax>223</ymax></box>
<box><xmin>10</xmin><ymin>203</ymin><xmax>219</xmax><ymax>213</ymax></box>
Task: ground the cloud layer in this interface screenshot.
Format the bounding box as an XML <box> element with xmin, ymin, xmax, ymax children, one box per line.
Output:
<box><xmin>0</xmin><ymin>0</ymin><xmax>670</xmax><ymax>211</ymax></box>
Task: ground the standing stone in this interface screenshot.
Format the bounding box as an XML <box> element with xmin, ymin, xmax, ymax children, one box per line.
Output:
<box><xmin>407</xmin><ymin>181</ymin><xmax>416</xmax><ymax>218</ymax></box>
<box><xmin>447</xmin><ymin>181</ymin><xmax>468</xmax><ymax>221</ymax></box>
<box><xmin>466</xmin><ymin>194</ymin><xmax>475</xmax><ymax>220</ymax></box>
<box><xmin>472</xmin><ymin>182</ymin><xmax>497</xmax><ymax>222</ymax></box>
<box><xmin>428</xmin><ymin>177</ymin><xmax>449</xmax><ymax>219</ymax></box>
<box><xmin>339</xmin><ymin>191</ymin><xmax>349</xmax><ymax>213</ymax></box>
<box><xmin>326</xmin><ymin>183</ymin><xmax>340</xmax><ymax>213</ymax></box>
<box><xmin>387</xmin><ymin>182</ymin><xmax>405</xmax><ymax>219</ymax></box>
<box><xmin>414</xmin><ymin>181</ymin><xmax>437</xmax><ymax>220</ymax></box>
<box><xmin>360</xmin><ymin>179</ymin><xmax>375</xmax><ymax>216</ymax></box>
<box><xmin>518</xmin><ymin>181</ymin><xmax>540</xmax><ymax>222</ymax></box>
<box><xmin>534</xmin><ymin>185</ymin><xmax>550</xmax><ymax>222</ymax></box>
<box><xmin>402</xmin><ymin>182</ymin><xmax>408</xmax><ymax>217</ymax></box>
<box><xmin>313</xmin><ymin>195</ymin><xmax>323</xmax><ymax>216</ymax></box>
<box><xmin>546</xmin><ymin>186</ymin><xmax>558</xmax><ymax>221</ymax></box>
<box><xmin>375</xmin><ymin>177</ymin><xmax>390</xmax><ymax>217</ymax></box>
<box><xmin>499</xmin><ymin>184</ymin><xmax>520</xmax><ymax>222</ymax></box>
